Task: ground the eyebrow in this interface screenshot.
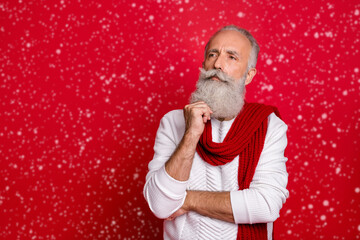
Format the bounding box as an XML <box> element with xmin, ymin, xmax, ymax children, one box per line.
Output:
<box><xmin>207</xmin><ymin>49</ymin><xmax>241</xmax><ymax>58</ymax></box>
<box><xmin>208</xmin><ymin>49</ymin><xmax>219</xmax><ymax>54</ymax></box>
<box><xmin>226</xmin><ymin>50</ymin><xmax>241</xmax><ymax>58</ymax></box>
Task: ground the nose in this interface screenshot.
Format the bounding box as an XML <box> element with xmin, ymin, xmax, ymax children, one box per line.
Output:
<box><xmin>214</xmin><ymin>55</ymin><xmax>224</xmax><ymax>71</ymax></box>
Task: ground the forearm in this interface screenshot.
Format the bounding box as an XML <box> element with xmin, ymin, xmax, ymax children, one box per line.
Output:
<box><xmin>165</xmin><ymin>131</ymin><xmax>199</xmax><ymax>181</ymax></box>
<box><xmin>145</xmin><ymin>102</ymin><xmax>212</xmax><ymax>219</ymax></box>
<box><xmin>184</xmin><ymin>190</ymin><xmax>235</xmax><ymax>223</ymax></box>
<box><xmin>165</xmin><ymin>101</ymin><xmax>212</xmax><ymax>181</ymax></box>
<box><xmin>145</xmin><ymin>132</ymin><xmax>198</xmax><ymax>219</ymax></box>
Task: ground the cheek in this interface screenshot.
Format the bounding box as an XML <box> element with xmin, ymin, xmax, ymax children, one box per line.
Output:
<box><xmin>228</xmin><ymin>65</ymin><xmax>245</xmax><ymax>79</ymax></box>
<box><xmin>203</xmin><ymin>60</ymin><xmax>212</xmax><ymax>70</ymax></box>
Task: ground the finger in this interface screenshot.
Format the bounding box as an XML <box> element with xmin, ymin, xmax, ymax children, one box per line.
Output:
<box><xmin>186</xmin><ymin>101</ymin><xmax>209</xmax><ymax>109</ymax></box>
<box><xmin>203</xmin><ymin>116</ymin><xmax>210</xmax><ymax>123</ymax></box>
<box><xmin>203</xmin><ymin>111</ymin><xmax>212</xmax><ymax>122</ymax></box>
<box><xmin>189</xmin><ymin>101</ymin><xmax>205</xmax><ymax>105</ymax></box>
<box><xmin>185</xmin><ymin>105</ymin><xmax>209</xmax><ymax>115</ymax></box>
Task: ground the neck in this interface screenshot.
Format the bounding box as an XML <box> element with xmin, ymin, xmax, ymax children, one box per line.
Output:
<box><xmin>216</xmin><ymin>116</ymin><xmax>235</xmax><ymax>122</ymax></box>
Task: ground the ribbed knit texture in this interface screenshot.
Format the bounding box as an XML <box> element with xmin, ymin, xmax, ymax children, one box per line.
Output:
<box><xmin>196</xmin><ymin>102</ymin><xmax>281</xmax><ymax>240</ymax></box>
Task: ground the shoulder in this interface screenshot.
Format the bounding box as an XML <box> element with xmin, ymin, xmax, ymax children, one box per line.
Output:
<box><xmin>157</xmin><ymin>109</ymin><xmax>186</xmax><ymax>142</ymax></box>
<box><xmin>268</xmin><ymin>112</ymin><xmax>287</xmax><ymax>130</ymax></box>
<box><xmin>265</xmin><ymin>113</ymin><xmax>288</xmax><ymax>144</ymax></box>
<box><xmin>160</xmin><ymin>109</ymin><xmax>185</xmax><ymax>127</ymax></box>
<box><xmin>162</xmin><ymin>109</ymin><xmax>184</xmax><ymax>121</ymax></box>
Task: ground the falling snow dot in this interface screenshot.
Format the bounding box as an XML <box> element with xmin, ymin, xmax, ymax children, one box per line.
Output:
<box><xmin>56</xmin><ymin>49</ymin><xmax>61</xmax><ymax>54</ymax></box>
<box><xmin>287</xmin><ymin>230</ymin><xmax>292</xmax><ymax>234</ymax></box>
<box><xmin>321</xmin><ymin>113</ymin><xmax>327</xmax><ymax>119</ymax></box>
<box><xmin>320</xmin><ymin>215</ymin><xmax>326</xmax><ymax>221</ymax></box>
<box><xmin>323</xmin><ymin>200</ymin><xmax>329</xmax><ymax>206</ymax></box>
<box><xmin>355</xmin><ymin>187</ymin><xmax>360</xmax><ymax>193</ymax></box>
<box><xmin>17</xmin><ymin>131</ymin><xmax>22</xmax><ymax>136</ymax></box>
<box><xmin>179</xmin><ymin>8</ymin><xmax>183</xmax><ymax>12</ymax></box>
<box><xmin>355</xmin><ymin>68</ymin><xmax>359</xmax><ymax>73</ymax></box>
<box><xmin>26</xmin><ymin>43</ymin><xmax>31</xmax><ymax>48</ymax></box>
<box><xmin>266</xmin><ymin>59</ymin><xmax>272</xmax><ymax>65</ymax></box>
<box><xmin>149</xmin><ymin>15</ymin><xmax>154</xmax><ymax>21</ymax></box>
<box><xmin>297</xmin><ymin>115</ymin><xmax>303</xmax><ymax>120</ymax></box>
<box><xmin>358</xmin><ymin>225</ymin><xmax>360</xmax><ymax>231</ymax></box>
<box><xmin>308</xmin><ymin>204</ymin><xmax>313</xmax><ymax>209</ymax></box>
<box><xmin>342</xmin><ymin>90</ymin><xmax>348</xmax><ymax>96</ymax></box>
<box><xmin>38</xmin><ymin>166</ymin><xmax>43</xmax><ymax>171</ymax></box>
<box><xmin>314</xmin><ymin>32</ymin><xmax>319</xmax><ymax>39</ymax></box>
<box><xmin>304</xmin><ymin>161</ymin><xmax>309</xmax><ymax>166</ymax></box>
<box><xmin>336</xmin><ymin>168</ymin><xmax>341</xmax><ymax>174</ymax></box>
<box><xmin>355</xmin><ymin>9</ymin><xmax>359</xmax><ymax>16</ymax></box>
<box><xmin>237</xmin><ymin>12</ymin><xmax>245</xmax><ymax>18</ymax></box>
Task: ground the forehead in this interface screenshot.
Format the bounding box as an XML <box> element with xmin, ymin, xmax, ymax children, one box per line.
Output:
<box><xmin>207</xmin><ymin>30</ymin><xmax>252</xmax><ymax>56</ymax></box>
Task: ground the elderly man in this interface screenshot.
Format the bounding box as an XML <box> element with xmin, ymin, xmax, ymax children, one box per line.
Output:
<box><xmin>143</xmin><ymin>25</ymin><xmax>289</xmax><ymax>240</ymax></box>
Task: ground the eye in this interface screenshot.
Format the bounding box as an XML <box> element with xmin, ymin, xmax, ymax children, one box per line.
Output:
<box><xmin>229</xmin><ymin>55</ymin><xmax>237</xmax><ymax>60</ymax></box>
<box><xmin>208</xmin><ymin>53</ymin><xmax>216</xmax><ymax>58</ymax></box>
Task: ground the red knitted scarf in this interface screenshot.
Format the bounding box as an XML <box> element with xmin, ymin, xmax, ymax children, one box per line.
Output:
<box><xmin>196</xmin><ymin>102</ymin><xmax>281</xmax><ymax>240</ymax></box>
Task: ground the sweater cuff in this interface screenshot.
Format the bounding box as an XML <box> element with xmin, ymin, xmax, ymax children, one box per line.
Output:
<box><xmin>156</xmin><ymin>165</ymin><xmax>188</xmax><ymax>200</ymax></box>
<box><xmin>230</xmin><ymin>190</ymin><xmax>251</xmax><ymax>224</ymax></box>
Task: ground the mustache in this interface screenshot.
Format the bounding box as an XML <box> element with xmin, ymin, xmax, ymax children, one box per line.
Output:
<box><xmin>199</xmin><ymin>68</ymin><xmax>233</xmax><ymax>83</ymax></box>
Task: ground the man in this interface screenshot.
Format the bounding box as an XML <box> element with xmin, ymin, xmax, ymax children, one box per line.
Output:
<box><xmin>143</xmin><ymin>25</ymin><xmax>289</xmax><ymax>240</ymax></box>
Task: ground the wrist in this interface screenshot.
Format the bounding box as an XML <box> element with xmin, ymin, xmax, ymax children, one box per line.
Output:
<box><xmin>183</xmin><ymin>129</ymin><xmax>202</xmax><ymax>144</ymax></box>
<box><xmin>183</xmin><ymin>191</ymin><xmax>193</xmax><ymax>212</ymax></box>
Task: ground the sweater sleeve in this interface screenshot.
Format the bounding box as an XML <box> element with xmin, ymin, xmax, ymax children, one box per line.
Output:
<box><xmin>143</xmin><ymin>110</ymin><xmax>188</xmax><ymax>219</ymax></box>
<box><xmin>230</xmin><ymin>113</ymin><xmax>289</xmax><ymax>224</ymax></box>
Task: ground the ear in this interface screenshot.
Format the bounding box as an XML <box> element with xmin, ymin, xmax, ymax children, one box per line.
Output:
<box><xmin>245</xmin><ymin>68</ymin><xmax>256</xmax><ymax>85</ymax></box>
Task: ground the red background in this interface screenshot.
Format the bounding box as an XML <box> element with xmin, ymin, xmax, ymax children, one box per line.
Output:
<box><xmin>1</xmin><ymin>0</ymin><xmax>359</xmax><ymax>239</ymax></box>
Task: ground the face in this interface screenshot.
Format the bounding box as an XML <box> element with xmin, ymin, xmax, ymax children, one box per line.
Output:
<box><xmin>203</xmin><ymin>30</ymin><xmax>255</xmax><ymax>85</ymax></box>
<box><xmin>190</xmin><ymin>68</ymin><xmax>246</xmax><ymax>120</ymax></box>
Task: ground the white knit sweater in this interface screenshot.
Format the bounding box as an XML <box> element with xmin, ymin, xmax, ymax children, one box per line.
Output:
<box><xmin>144</xmin><ymin>110</ymin><xmax>289</xmax><ymax>240</ymax></box>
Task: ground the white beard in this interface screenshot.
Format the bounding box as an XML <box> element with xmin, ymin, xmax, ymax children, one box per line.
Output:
<box><xmin>190</xmin><ymin>68</ymin><xmax>246</xmax><ymax>120</ymax></box>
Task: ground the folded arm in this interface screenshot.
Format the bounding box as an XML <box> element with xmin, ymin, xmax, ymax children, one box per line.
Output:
<box><xmin>144</xmin><ymin>102</ymin><xmax>212</xmax><ymax>219</ymax></box>
<box><xmin>169</xmin><ymin>113</ymin><xmax>289</xmax><ymax>224</ymax></box>
<box><xmin>144</xmin><ymin>110</ymin><xmax>289</xmax><ymax>223</ymax></box>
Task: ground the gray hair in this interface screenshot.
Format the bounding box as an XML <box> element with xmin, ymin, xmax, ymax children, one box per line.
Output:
<box><xmin>204</xmin><ymin>25</ymin><xmax>260</xmax><ymax>70</ymax></box>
